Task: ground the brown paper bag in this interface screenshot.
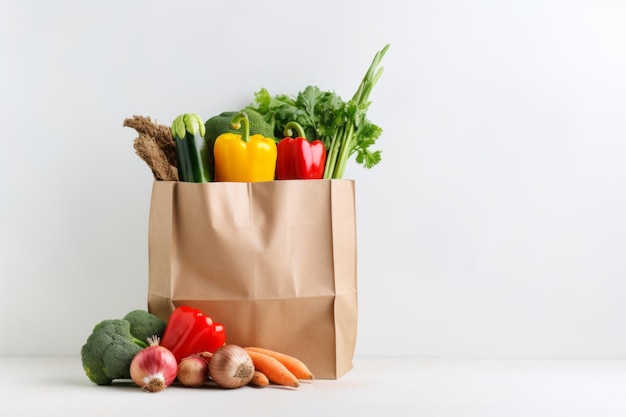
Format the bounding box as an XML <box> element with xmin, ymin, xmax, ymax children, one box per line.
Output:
<box><xmin>147</xmin><ymin>179</ymin><xmax>358</xmax><ymax>379</ymax></box>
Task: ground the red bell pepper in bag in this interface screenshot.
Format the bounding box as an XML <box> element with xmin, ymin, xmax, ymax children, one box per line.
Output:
<box><xmin>275</xmin><ymin>121</ymin><xmax>326</xmax><ymax>180</ymax></box>
<box><xmin>160</xmin><ymin>305</ymin><xmax>226</xmax><ymax>362</ymax></box>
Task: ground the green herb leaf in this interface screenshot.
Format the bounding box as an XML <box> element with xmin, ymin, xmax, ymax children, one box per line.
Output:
<box><xmin>246</xmin><ymin>44</ymin><xmax>390</xmax><ymax>178</ymax></box>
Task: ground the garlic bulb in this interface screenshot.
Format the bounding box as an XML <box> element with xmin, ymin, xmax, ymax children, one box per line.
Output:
<box><xmin>208</xmin><ymin>345</ymin><xmax>254</xmax><ymax>389</ymax></box>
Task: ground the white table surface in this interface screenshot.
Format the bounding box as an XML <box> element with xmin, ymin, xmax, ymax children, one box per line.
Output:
<box><xmin>2</xmin><ymin>357</ymin><xmax>626</xmax><ymax>416</ymax></box>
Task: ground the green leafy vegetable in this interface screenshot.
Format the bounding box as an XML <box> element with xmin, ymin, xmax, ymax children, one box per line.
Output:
<box><xmin>246</xmin><ymin>44</ymin><xmax>389</xmax><ymax>179</ymax></box>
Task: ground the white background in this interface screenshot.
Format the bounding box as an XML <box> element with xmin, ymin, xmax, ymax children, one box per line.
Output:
<box><xmin>1</xmin><ymin>0</ymin><xmax>625</xmax><ymax>359</ymax></box>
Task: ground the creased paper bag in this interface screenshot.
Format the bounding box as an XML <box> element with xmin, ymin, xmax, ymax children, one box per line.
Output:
<box><xmin>147</xmin><ymin>179</ymin><xmax>358</xmax><ymax>379</ymax></box>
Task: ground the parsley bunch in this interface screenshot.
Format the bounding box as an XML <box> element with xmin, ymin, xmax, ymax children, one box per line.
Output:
<box><xmin>247</xmin><ymin>44</ymin><xmax>389</xmax><ymax>179</ymax></box>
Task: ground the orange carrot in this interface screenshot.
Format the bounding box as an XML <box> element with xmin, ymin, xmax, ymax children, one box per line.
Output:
<box><xmin>245</xmin><ymin>347</ymin><xmax>314</xmax><ymax>380</ymax></box>
<box><xmin>245</xmin><ymin>350</ymin><xmax>300</xmax><ymax>388</ymax></box>
<box><xmin>249</xmin><ymin>371</ymin><xmax>269</xmax><ymax>388</ymax></box>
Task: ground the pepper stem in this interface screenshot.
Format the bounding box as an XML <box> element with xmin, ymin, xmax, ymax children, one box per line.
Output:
<box><xmin>283</xmin><ymin>121</ymin><xmax>306</xmax><ymax>139</ymax></box>
<box><xmin>230</xmin><ymin>112</ymin><xmax>251</xmax><ymax>143</ymax></box>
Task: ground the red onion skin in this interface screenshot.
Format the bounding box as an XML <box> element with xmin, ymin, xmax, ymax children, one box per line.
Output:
<box><xmin>130</xmin><ymin>345</ymin><xmax>178</xmax><ymax>392</ymax></box>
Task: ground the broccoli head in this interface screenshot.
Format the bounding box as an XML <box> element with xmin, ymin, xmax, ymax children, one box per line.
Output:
<box><xmin>122</xmin><ymin>309</ymin><xmax>166</xmax><ymax>344</ymax></box>
<box><xmin>81</xmin><ymin>319</ymin><xmax>147</xmax><ymax>385</ymax></box>
<box><xmin>204</xmin><ymin>110</ymin><xmax>276</xmax><ymax>145</ymax></box>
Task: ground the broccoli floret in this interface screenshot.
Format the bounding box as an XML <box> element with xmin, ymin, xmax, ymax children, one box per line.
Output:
<box><xmin>80</xmin><ymin>319</ymin><xmax>147</xmax><ymax>385</ymax></box>
<box><xmin>122</xmin><ymin>309</ymin><xmax>166</xmax><ymax>344</ymax></box>
<box><xmin>204</xmin><ymin>110</ymin><xmax>276</xmax><ymax>145</ymax></box>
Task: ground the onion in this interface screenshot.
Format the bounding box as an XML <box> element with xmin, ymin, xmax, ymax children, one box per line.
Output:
<box><xmin>177</xmin><ymin>355</ymin><xmax>209</xmax><ymax>387</ymax></box>
<box><xmin>129</xmin><ymin>336</ymin><xmax>178</xmax><ymax>392</ymax></box>
<box><xmin>208</xmin><ymin>345</ymin><xmax>255</xmax><ymax>389</ymax></box>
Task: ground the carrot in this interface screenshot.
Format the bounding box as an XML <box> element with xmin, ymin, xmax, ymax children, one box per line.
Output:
<box><xmin>245</xmin><ymin>347</ymin><xmax>314</xmax><ymax>380</ymax></box>
<box><xmin>245</xmin><ymin>350</ymin><xmax>300</xmax><ymax>388</ymax></box>
<box><xmin>249</xmin><ymin>371</ymin><xmax>269</xmax><ymax>388</ymax></box>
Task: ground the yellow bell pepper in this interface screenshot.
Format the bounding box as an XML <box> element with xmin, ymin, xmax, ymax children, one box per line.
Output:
<box><xmin>213</xmin><ymin>112</ymin><xmax>277</xmax><ymax>182</ymax></box>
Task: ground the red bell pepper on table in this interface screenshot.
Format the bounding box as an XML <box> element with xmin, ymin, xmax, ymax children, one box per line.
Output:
<box><xmin>159</xmin><ymin>305</ymin><xmax>226</xmax><ymax>363</ymax></box>
<box><xmin>275</xmin><ymin>121</ymin><xmax>326</xmax><ymax>180</ymax></box>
